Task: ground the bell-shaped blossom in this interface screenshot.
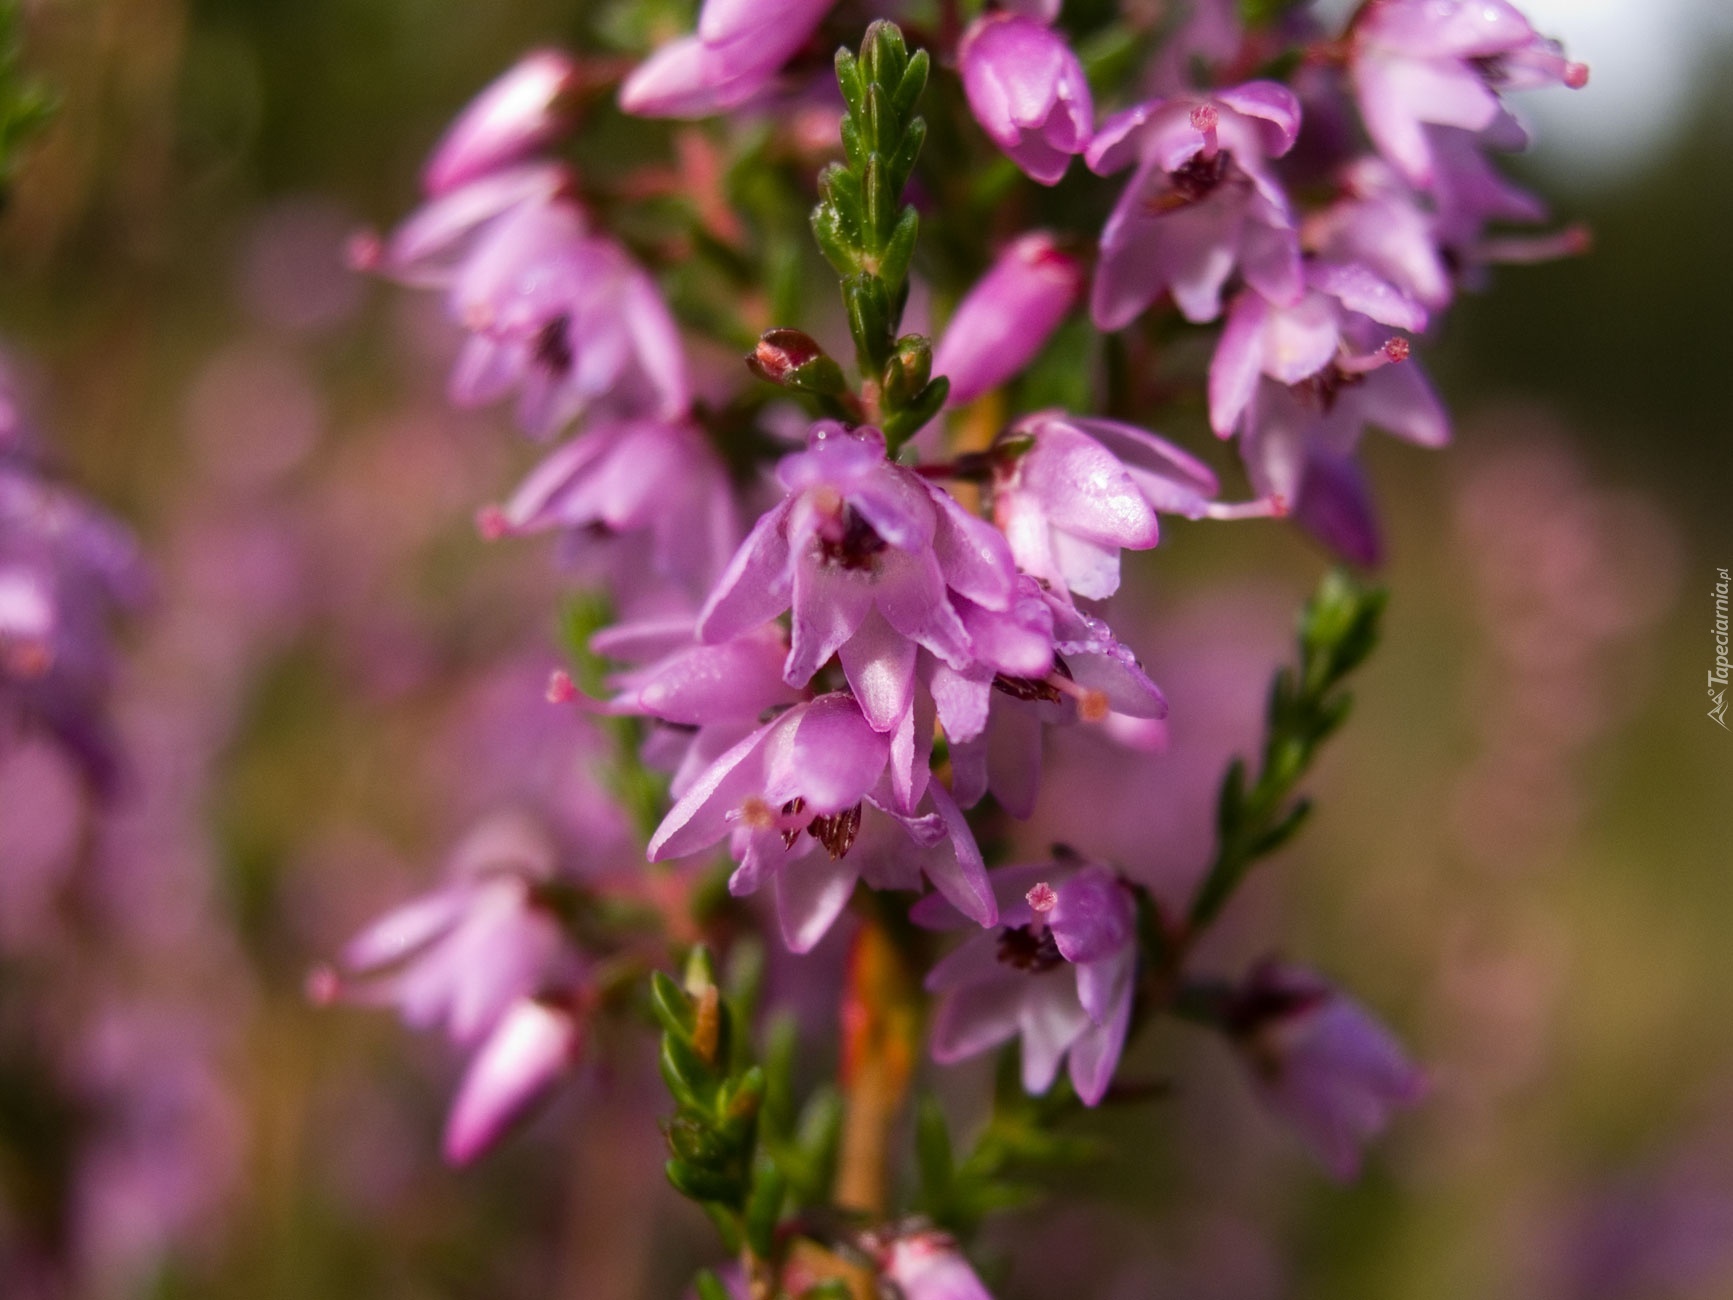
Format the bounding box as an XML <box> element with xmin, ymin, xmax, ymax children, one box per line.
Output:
<box><xmin>1225</xmin><ymin>961</ymin><xmax>1426</xmax><ymax>1179</ymax></box>
<box><xmin>1208</xmin><ymin>261</ymin><xmax>1430</xmax><ymax>438</ymax></box>
<box><xmin>647</xmin><ymin>692</ymin><xmax>997</xmax><ymax>951</ymax></box>
<box><xmin>916</xmin><ymin>861</ymin><xmax>1138</xmax><ymax>1104</ymax></box>
<box><xmin>440</xmin><ymin>196</ymin><xmax>690</xmax><ymax>436</ymax></box>
<box><xmin>991</xmin><ymin>411</ymin><xmax>1279</xmax><ymax>600</ymax></box>
<box><xmin>423</xmin><ymin>50</ymin><xmax>579</xmax><ymax>197</ymax></box>
<box><xmin>940</xmin><ymin>587</ymin><xmax>1166</xmax><ymax>817</ymax></box>
<box><xmin>443</xmin><ymin>995</ymin><xmax>585</xmax><ymax>1166</ymax></box>
<box><xmin>1087</xmin><ymin>82</ymin><xmax>1303</xmax><ymax>327</ymax></box>
<box><xmin>312</xmin><ymin>813</ymin><xmax>573</xmax><ymax>1047</ymax></box>
<box><xmin>880</xmin><ymin>1231</ymin><xmax>996</xmax><ymax>1300</ymax></box>
<box><xmin>697</xmin><ymin>424</ymin><xmax>1016</xmax><ymax>734</ymax></box>
<box><xmin>491</xmin><ymin>416</ymin><xmax>738</xmax><ymax>597</ymax></box>
<box><xmin>933</xmin><ymin>232</ymin><xmax>1083</xmax><ymax>405</ymax></box>
<box><xmin>959</xmin><ymin>13</ymin><xmax>1093</xmax><ymax>185</ymax></box>
<box><xmin>580</xmin><ymin>617</ymin><xmax>802</xmax><ymax>798</ymax></box>
<box><xmin>0</xmin><ymin>432</ymin><xmax>148</xmax><ymax>795</ymax></box>
<box><xmin>1304</xmin><ymin>157</ymin><xmax>1454</xmax><ymax>311</ymax></box>
<box><xmin>619</xmin><ymin>0</ymin><xmax>835</xmax><ymax>118</ymax></box>
<box><xmin>1350</xmin><ymin>0</ymin><xmax>1586</xmax><ymax>188</ymax></box>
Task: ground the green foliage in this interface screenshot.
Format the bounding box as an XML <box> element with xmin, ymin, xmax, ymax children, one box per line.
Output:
<box><xmin>1187</xmin><ymin>571</ymin><xmax>1387</xmax><ymax>929</ymax></box>
<box><xmin>559</xmin><ymin>594</ymin><xmax>668</xmax><ymax>842</ymax></box>
<box><xmin>0</xmin><ymin>0</ymin><xmax>51</xmax><ymax>205</ymax></box>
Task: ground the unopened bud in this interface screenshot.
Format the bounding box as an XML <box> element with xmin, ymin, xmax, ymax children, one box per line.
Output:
<box><xmin>747</xmin><ymin>329</ymin><xmax>848</xmax><ymax>396</ymax></box>
<box><xmin>881</xmin><ymin>333</ymin><xmax>933</xmax><ymax>409</ymax></box>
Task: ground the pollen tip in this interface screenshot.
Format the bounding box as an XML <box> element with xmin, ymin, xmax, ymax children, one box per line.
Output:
<box><xmin>344</xmin><ymin>228</ymin><xmax>383</xmax><ymax>271</ymax></box>
<box><xmin>305</xmin><ymin>964</ymin><xmax>342</xmax><ymax>1006</ymax></box>
<box><xmin>1382</xmin><ymin>336</ymin><xmax>1410</xmax><ymax>363</ymax></box>
<box><xmin>475</xmin><ymin>504</ymin><xmax>510</xmax><ymax>541</ymax></box>
<box><xmin>1269</xmin><ymin>492</ymin><xmax>1290</xmax><ymax>518</ymax></box>
<box><xmin>1564</xmin><ymin>61</ymin><xmax>1589</xmax><ymax>89</ymax></box>
<box><xmin>1564</xmin><ymin>223</ymin><xmax>1594</xmax><ymax>255</ymax></box>
<box><xmin>1079</xmin><ymin>688</ymin><xmax>1110</xmax><ymax>724</ymax></box>
<box><xmin>546</xmin><ymin>669</ymin><xmax>577</xmax><ymax>704</ymax></box>
<box><xmin>1190</xmin><ymin>103</ymin><xmax>1219</xmax><ymax>133</ymax></box>
<box><xmin>1026</xmin><ymin>881</ymin><xmax>1059</xmax><ymax>915</ymax></box>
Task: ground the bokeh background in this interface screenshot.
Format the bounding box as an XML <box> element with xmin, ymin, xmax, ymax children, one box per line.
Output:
<box><xmin>1</xmin><ymin>0</ymin><xmax>1730</xmax><ymax>1297</ymax></box>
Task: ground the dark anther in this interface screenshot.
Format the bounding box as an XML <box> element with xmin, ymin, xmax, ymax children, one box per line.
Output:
<box><xmin>534</xmin><ymin>314</ymin><xmax>575</xmax><ymax>375</ymax></box>
<box><xmin>817</xmin><ymin>506</ymin><xmax>889</xmax><ymax>572</ymax></box>
<box><xmin>807</xmin><ymin>802</ymin><xmax>863</xmax><ymax>859</ymax></box>
<box><xmin>996</xmin><ymin>924</ymin><xmax>1065</xmax><ymax>972</ymax></box>
<box><xmin>780</xmin><ymin>798</ymin><xmax>806</xmax><ymax>849</ymax></box>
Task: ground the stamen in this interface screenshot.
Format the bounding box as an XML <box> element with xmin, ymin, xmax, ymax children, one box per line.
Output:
<box><xmin>1205</xmin><ymin>494</ymin><xmax>1288</xmax><ymax>522</ymax></box>
<box><xmin>1026</xmin><ymin>881</ymin><xmax>1058</xmax><ymax>915</ymax></box>
<box><xmin>1337</xmin><ymin>336</ymin><xmax>1409</xmax><ymax>375</ymax></box>
<box><xmin>345</xmin><ymin>229</ymin><xmax>383</xmax><ymax>271</ymax></box>
<box><xmin>1473</xmin><ymin>224</ymin><xmax>1592</xmax><ymax>265</ymax></box>
<box><xmin>305</xmin><ymin>964</ymin><xmax>343</xmax><ymax>1006</ymax></box>
<box><xmin>1047</xmin><ymin>673</ymin><xmax>1110</xmax><ymax>723</ymax></box>
<box><xmin>546</xmin><ymin>669</ymin><xmax>577</xmax><ymax>704</ymax></box>
<box><xmin>475</xmin><ymin>505</ymin><xmax>510</xmax><ymax>540</ymax></box>
<box><xmin>1190</xmin><ymin>103</ymin><xmax>1220</xmax><ymax>160</ymax></box>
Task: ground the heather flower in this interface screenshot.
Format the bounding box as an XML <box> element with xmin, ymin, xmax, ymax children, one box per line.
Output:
<box><xmin>916</xmin><ymin>860</ymin><xmax>1137</xmax><ymax>1104</ymax></box>
<box><xmin>443</xmin><ymin>994</ymin><xmax>584</xmax><ymax>1166</ymax></box>
<box><xmin>933</xmin><ymin>231</ymin><xmax>1083</xmax><ymax>406</ymax></box>
<box><xmin>490</xmin><ymin>415</ymin><xmax>739</xmax><ymax>598</ymax></box>
<box><xmin>0</xmin><ymin>437</ymin><xmax>148</xmax><ymax>794</ymax></box>
<box><xmin>696</xmin><ymin>423</ymin><xmax>1015</xmax><ymax>734</ymax></box>
<box><xmin>438</xmin><ymin>196</ymin><xmax>689</xmax><ymax>436</ymax></box>
<box><xmin>423</xmin><ymin>50</ymin><xmax>579</xmax><ymax>197</ymax></box>
<box><xmin>958</xmin><ymin>13</ymin><xmax>1093</xmax><ymax>186</ymax></box>
<box><xmin>1304</xmin><ymin>157</ymin><xmax>1455</xmax><ymax>311</ymax></box>
<box><xmin>1087</xmin><ymin>82</ymin><xmax>1303</xmax><ymax>328</ymax></box>
<box><xmin>581</xmin><ymin>617</ymin><xmax>802</xmax><ymax>797</ymax></box>
<box><xmin>1349</xmin><ymin>0</ymin><xmax>1587</xmax><ymax>188</ymax></box>
<box><xmin>1208</xmin><ymin>262</ymin><xmax>1430</xmax><ymax>439</ymax></box>
<box><xmin>942</xmin><ymin>588</ymin><xmax>1166</xmax><ymax>817</ymax></box>
<box><xmin>618</xmin><ymin>0</ymin><xmax>834</xmax><ymax>118</ymax></box>
<box><xmin>1224</xmin><ymin>961</ymin><xmax>1426</xmax><ymax>1179</ymax></box>
<box><xmin>990</xmin><ymin>411</ymin><xmax>1280</xmax><ymax>601</ymax></box>
<box><xmin>647</xmin><ymin>692</ymin><xmax>997</xmax><ymax>951</ymax></box>
<box><xmin>879</xmin><ymin>1230</ymin><xmax>996</xmax><ymax>1300</ymax></box>
<box><xmin>312</xmin><ymin>812</ymin><xmax>574</xmax><ymax>1047</ymax></box>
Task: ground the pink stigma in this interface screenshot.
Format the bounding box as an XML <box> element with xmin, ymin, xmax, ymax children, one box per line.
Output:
<box><xmin>1564</xmin><ymin>61</ymin><xmax>1589</xmax><ymax>89</ymax></box>
<box><xmin>1026</xmin><ymin>881</ymin><xmax>1058</xmax><ymax>915</ymax></box>
<box><xmin>305</xmin><ymin>964</ymin><xmax>342</xmax><ymax>1006</ymax></box>
<box><xmin>345</xmin><ymin>229</ymin><xmax>383</xmax><ymax>271</ymax></box>
<box><xmin>1190</xmin><ymin>104</ymin><xmax>1219</xmax><ymax>133</ymax></box>
<box><xmin>1383</xmin><ymin>337</ymin><xmax>1410</xmax><ymax>363</ymax></box>
<box><xmin>475</xmin><ymin>505</ymin><xmax>509</xmax><ymax>540</ymax></box>
<box><xmin>546</xmin><ymin>669</ymin><xmax>577</xmax><ymax>704</ymax></box>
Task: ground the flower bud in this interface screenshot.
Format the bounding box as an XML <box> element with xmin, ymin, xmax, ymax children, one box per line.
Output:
<box><xmin>880</xmin><ymin>333</ymin><xmax>933</xmax><ymax>410</ymax></box>
<box><xmin>442</xmin><ymin>996</ymin><xmax>583</xmax><ymax>1166</ymax></box>
<box><xmin>746</xmin><ymin>329</ymin><xmax>849</xmax><ymax>397</ymax></box>
<box><xmin>423</xmin><ymin>50</ymin><xmax>579</xmax><ymax>197</ymax></box>
<box><xmin>881</xmin><ymin>1232</ymin><xmax>995</xmax><ymax>1300</ymax></box>
<box><xmin>934</xmin><ymin>232</ymin><xmax>1082</xmax><ymax>405</ymax></box>
<box><xmin>959</xmin><ymin>14</ymin><xmax>1093</xmax><ymax>185</ymax></box>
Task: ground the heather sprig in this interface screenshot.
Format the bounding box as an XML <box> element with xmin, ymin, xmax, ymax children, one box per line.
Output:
<box><xmin>1186</xmin><ymin>570</ymin><xmax>1387</xmax><ymax>931</ymax></box>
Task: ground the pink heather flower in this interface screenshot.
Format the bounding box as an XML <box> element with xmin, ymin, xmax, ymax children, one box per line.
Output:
<box><xmin>493</xmin><ymin>416</ymin><xmax>739</xmax><ymax>597</ymax></box>
<box><xmin>440</xmin><ymin>196</ymin><xmax>690</xmax><ymax>436</ymax></box>
<box><xmin>992</xmin><ymin>411</ymin><xmax>1281</xmax><ymax>600</ymax></box>
<box><xmin>1208</xmin><ymin>262</ymin><xmax>1430</xmax><ymax>439</ymax></box>
<box><xmin>1087</xmin><ymin>82</ymin><xmax>1304</xmax><ymax>328</ymax></box>
<box><xmin>583</xmin><ymin>617</ymin><xmax>802</xmax><ymax>798</ymax></box>
<box><xmin>880</xmin><ymin>1231</ymin><xmax>996</xmax><ymax>1300</ymax></box>
<box><xmin>618</xmin><ymin>0</ymin><xmax>835</xmax><ymax>118</ymax></box>
<box><xmin>423</xmin><ymin>50</ymin><xmax>579</xmax><ymax>197</ymax></box>
<box><xmin>1349</xmin><ymin>0</ymin><xmax>1587</xmax><ymax>188</ymax></box>
<box><xmin>940</xmin><ymin>585</ymin><xmax>1166</xmax><ymax>818</ymax></box>
<box><xmin>933</xmin><ymin>232</ymin><xmax>1083</xmax><ymax>405</ymax></box>
<box><xmin>1</xmin><ymin>424</ymin><xmax>149</xmax><ymax>796</ymax></box>
<box><xmin>313</xmin><ymin>813</ymin><xmax>573</xmax><ymax>1047</ymax></box>
<box><xmin>959</xmin><ymin>14</ymin><xmax>1093</xmax><ymax>186</ymax></box>
<box><xmin>443</xmin><ymin>995</ymin><xmax>584</xmax><ymax>1166</ymax></box>
<box><xmin>1226</xmin><ymin>961</ymin><xmax>1426</xmax><ymax>1179</ymax></box>
<box><xmin>1288</xmin><ymin>450</ymin><xmax>1384</xmax><ymax>568</ymax></box>
<box><xmin>1304</xmin><ymin>157</ymin><xmax>1455</xmax><ymax>312</ymax></box>
<box><xmin>696</xmin><ymin>423</ymin><xmax>1016</xmax><ymax>735</ymax></box>
<box><xmin>647</xmin><ymin>692</ymin><xmax>997</xmax><ymax>951</ymax></box>
<box><xmin>915</xmin><ymin>860</ymin><xmax>1137</xmax><ymax>1105</ymax></box>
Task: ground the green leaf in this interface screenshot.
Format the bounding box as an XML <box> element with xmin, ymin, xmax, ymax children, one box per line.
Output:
<box><xmin>694</xmin><ymin>1270</ymin><xmax>733</xmax><ymax>1300</ymax></box>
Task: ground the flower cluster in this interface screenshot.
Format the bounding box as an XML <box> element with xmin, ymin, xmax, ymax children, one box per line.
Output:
<box><xmin>337</xmin><ymin>2</ymin><xmax>1585</xmax><ymax>1293</ymax></box>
